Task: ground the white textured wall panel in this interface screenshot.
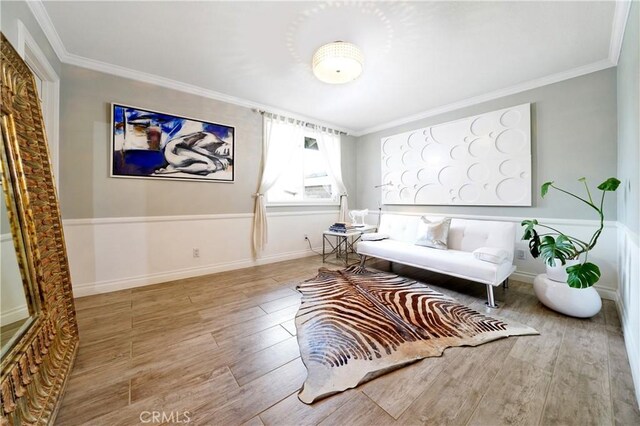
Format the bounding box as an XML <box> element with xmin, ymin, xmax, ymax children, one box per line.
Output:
<box><xmin>381</xmin><ymin>103</ymin><xmax>531</xmax><ymax>206</ymax></box>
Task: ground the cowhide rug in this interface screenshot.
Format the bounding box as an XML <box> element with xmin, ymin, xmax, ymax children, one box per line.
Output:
<box><xmin>295</xmin><ymin>266</ymin><xmax>538</xmax><ymax>404</ymax></box>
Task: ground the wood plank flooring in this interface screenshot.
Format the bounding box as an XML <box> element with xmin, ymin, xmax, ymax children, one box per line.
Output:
<box><xmin>57</xmin><ymin>256</ymin><xmax>640</xmax><ymax>425</ymax></box>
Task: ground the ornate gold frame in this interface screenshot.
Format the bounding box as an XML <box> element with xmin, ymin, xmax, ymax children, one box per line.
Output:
<box><xmin>0</xmin><ymin>33</ymin><xmax>78</xmax><ymax>424</ymax></box>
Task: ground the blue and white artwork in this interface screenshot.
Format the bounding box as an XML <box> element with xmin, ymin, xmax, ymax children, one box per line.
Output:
<box><xmin>111</xmin><ymin>104</ymin><xmax>234</xmax><ymax>182</ymax></box>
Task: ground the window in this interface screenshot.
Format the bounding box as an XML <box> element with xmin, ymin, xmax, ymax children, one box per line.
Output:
<box><xmin>267</xmin><ymin>134</ymin><xmax>339</xmax><ymax>204</ymax></box>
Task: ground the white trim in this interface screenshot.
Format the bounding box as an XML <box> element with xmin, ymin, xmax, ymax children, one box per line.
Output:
<box><xmin>64</xmin><ymin>54</ymin><xmax>355</xmax><ymax>134</ymax></box>
<box><xmin>373</xmin><ymin>209</ymin><xmax>618</xmax><ymax>229</ymax></box>
<box><xmin>16</xmin><ymin>20</ymin><xmax>60</xmax><ymax>191</ymax></box>
<box><xmin>609</xmin><ymin>0</ymin><xmax>633</xmax><ymax>65</ymax></box>
<box><xmin>62</xmin><ymin>210</ymin><xmax>338</xmax><ymax>227</ymax></box>
<box><xmin>618</xmin><ymin>293</ymin><xmax>640</xmax><ymax>409</ymax></box>
<box><xmin>618</xmin><ymin>298</ymin><xmax>640</xmax><ymax>409</ymax></box>
<box><xmin>616</xmin><ymin>222</ymin><xmax>640</xmax><ymax>408</ymax></box>
<box><xmin>617</xmin><ymin>220</ymin><xmax>640</xmax><ymax>245</ymax></box>
<box><xmin>25</xmin><ymin>0</ymin><xmax>354</xmax><ymax>135</ymax></box>
<box><xmin>0</xmin><ymin>305</ymin><xmax>30</xmax><ymax>325</ymax></box>
<box><xmin>355</xmin><ymin>59</ymin><xmax>614</xmax><ymax>136</ymax></box>
<box><xmin>25</xmin><ymin>0</ymin><xmax>67</xmax><ymax>61</ymax></box>
<box><xmin>26</xmin><ymin>0</ymin><xmax>627</xmax><ymax>138</ymax></box>
<box><xmin>266</xmin><ymin>202</ymin><xmax>341</xmax><ymax>207</ymax></box>
<box><xmin>72</xmin><ymin>247</ymin><xmax>322</xmax><ymax>298</ymax></box>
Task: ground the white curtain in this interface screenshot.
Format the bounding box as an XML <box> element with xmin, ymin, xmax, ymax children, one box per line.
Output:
<box><xmin>253</xmin><ymin>115</ymin><xmax>303</xmax><ymax>253</ymax></box>
<box><xmin>317</xmin><ymin>130</ymin><xmax>349</xmax><ymax>222</ymax></box>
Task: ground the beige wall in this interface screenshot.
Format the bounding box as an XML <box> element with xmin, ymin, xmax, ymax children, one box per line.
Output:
<box><xmin>354</xmin><ymin>68</ymin><xmax>618</xmax><ymax>221</ymax></box>
<box><xmin>59</xmin><ymin>65</ymin><xmax>357</xmax><ymax>219</ymax></box>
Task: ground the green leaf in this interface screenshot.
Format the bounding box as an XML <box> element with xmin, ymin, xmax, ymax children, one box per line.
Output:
<box><xmin>539</xmin><ymin>235</ymin><xmax>576</xmax><ymax>266</ymax></box>
<box><xmin>566</xmin><ymin>262</ymin><xmax>601</xmax><ymax>288</ymax></box>
<box><xmin>528</xmin><ymin>233</ymin><xmax>540</xmax><ymax>258</ymax></box>
<box><xmin>521</xmin><ymin>219</ymin><xmax>538</xmax><ymax>240</ymax></box>
<box><xmin>597</xmin><ymin>178</ymin><xmax>621</xmax><ymax>192</ymax></box>
<box><xmin>541</xmin><ymin>181</ymin><xmax>554</xmax><ymax>198</ymax></box>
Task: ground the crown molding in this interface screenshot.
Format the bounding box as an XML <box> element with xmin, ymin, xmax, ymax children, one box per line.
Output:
<box><xmin>353</xmin><ymin>58</ymin><xmax>615</xmax><ymax>137</ymax></box>
<box><xmin>25</xmin><ymin>0</ymin><xmax>68</xmax><ymax>60</ymax></box>
<box><xmin>24</xmin><ymin>0</ymin><xmax>356</xmax><ymax>135</ymax></box>
<box><xmin>27</xmin><ymin>0</ymin><xmax>630</xmax><ymax>138</ymax></box>
<box><xmin>609</xmin><ymin>0</ymin><xmax>633</xmax><ymax>65</ymax></box>
<box><xmin>60</xmin><ymin>51</ymin><xmax>355</xmax><ymax>134</ymax></box>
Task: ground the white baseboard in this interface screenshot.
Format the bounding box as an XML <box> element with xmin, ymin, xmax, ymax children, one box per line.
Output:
<box><xmin>0</xmin><ymin>305</ymin><xmax>29</xmax><ymax>325</ymax></box>
<box><xmin>63</xmin><ymin>211</ymin><xmax>337</xmax><ymax>298</ymax></box>
<box><xmin>72</xmin><ymin>246</ymin><xmax>322</xmax><ymax>297</ymax></box>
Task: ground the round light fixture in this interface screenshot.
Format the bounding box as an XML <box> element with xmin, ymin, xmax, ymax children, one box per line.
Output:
<box><xmin>312</xmin><ymin>41</ymin><xmax>364</xmax><ymax>84</ymax></box>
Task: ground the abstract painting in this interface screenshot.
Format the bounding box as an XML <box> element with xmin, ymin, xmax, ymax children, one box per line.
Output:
<box><xmin>111</xmin><ymin>104</ymin><xmax>234</xmax><ymax>182</ymax></box>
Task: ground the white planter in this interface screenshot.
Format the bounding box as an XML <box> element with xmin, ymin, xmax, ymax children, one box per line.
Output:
<box><xmin>533</xmin><ymin>274</ymin><xmax>602</xmax><ymax>318</ymax></box>
<box><xmin>546</xmin><ymin>258</ymin><xmax>580</xmax><ymax>282</ymax></box>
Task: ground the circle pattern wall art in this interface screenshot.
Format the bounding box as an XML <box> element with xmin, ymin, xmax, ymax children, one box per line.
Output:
<box><xmin>380</xmin><ymin>103</ymin><xmax>531</xmax><ymax>206</ymax></box>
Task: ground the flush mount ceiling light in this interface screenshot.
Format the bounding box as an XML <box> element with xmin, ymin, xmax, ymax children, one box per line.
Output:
<box><xmin>312</xmin><ymin>41</ymin><xmax>364</xmax><ymax>84</ymax></box>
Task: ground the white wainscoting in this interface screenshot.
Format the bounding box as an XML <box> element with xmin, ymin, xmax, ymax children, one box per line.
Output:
<box><xmin>368</xmin><ymin>210</ymin><xmax>619</xmax><ymax>300</ymax></box>
<box><xmin>617</xmin><ymin>223</ymin><xmax>640</xmax><ymax>407</ymax></box>
<box><xmin>63</xmin><ymin>211</ymin><xmax>338</xmax><ymax>297</ymax></box>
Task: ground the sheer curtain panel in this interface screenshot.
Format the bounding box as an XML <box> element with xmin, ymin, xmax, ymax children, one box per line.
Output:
<box><xmin>253</xmin><ymin>116</ymin><xmax>303</xmax><ymax>253</ymax></box>
<box><xmin>317</xmin><ymin>130</ymin><xmax>348</xmax><ymax>222</ymax></box>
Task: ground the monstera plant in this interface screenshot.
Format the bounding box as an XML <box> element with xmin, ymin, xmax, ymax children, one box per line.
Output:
<box><xmin>522</xmin><ymin>177</ymin><xmax>620</xmax><ymax>289</ymax></box>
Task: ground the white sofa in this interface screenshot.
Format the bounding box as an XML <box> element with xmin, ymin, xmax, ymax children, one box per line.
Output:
<box><xmin>357</xmin><ymin>214</ymin><xmax>517</xmax><ymax>307</ymax></box>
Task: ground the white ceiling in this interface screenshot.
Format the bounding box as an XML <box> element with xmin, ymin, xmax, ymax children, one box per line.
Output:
<box><xmin>38</xmin><ymin>1</ymin><xmax>624</xmax><ymax>135</ymax></box>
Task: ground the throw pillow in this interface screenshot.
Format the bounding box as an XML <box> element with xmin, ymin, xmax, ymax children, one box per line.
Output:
<box><xmin>473</xmin><ymin>247</ymin><xmax>510</xmax><ymax>264</ymax></box>
<box><xmin>415</xmin><ymin>217</ymin><xmax>451</xmax><ymax>250</ymax></box>
<box><xmin>360</xmin><ymin>232</ymin><xmax>390</xmax><ymax>242</ymax></box>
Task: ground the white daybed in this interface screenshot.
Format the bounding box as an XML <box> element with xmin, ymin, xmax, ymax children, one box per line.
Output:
<box><xmin>357</xmin><ymin>214</ymin><xmax>517</xmax><ymax>308</ymax></box>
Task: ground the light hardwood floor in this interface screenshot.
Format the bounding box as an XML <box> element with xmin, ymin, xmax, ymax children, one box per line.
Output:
<box><xmin>57</xmin><ymin>256</ymin><xmax>640</xmax><ymax>425</ymax></box>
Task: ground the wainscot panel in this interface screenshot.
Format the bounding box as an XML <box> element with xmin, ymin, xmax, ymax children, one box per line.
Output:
<box><xmin>617</xmin><ymin>224</ymin><xmax>640</xmax><ymax>407</ymax></box>
<box><xmin>64</xmin><ymin>211</ymin><xmax>338</xmax><ymax>296</ymax></box>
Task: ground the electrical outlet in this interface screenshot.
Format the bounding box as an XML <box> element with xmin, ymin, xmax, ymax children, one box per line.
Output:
<box><xmin>304</xmin><ymin>234</ymin><xmax>308</xmax><ymax>240</ymax></box>
<box><xmin>193</xmin><ymin>248</ymin><xmax>200</xmax><ymax>258</ymax></box>
<box><xmin>516</xmin><ymin>249</ymin><xmax>526</xmax><ymax>260</ymax></box>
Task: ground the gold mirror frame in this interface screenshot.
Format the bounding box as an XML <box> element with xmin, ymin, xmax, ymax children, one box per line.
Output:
<box><xmin>0</xmin><ymin>34</ymin><xmax>78</xmax><ymax>424</ymax></box>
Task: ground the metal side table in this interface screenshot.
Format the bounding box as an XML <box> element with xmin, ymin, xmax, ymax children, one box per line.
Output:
<box><xmin>322</xmin><ymin>225</ymin><xmax>376</xmax><ymax>265</ymax></box>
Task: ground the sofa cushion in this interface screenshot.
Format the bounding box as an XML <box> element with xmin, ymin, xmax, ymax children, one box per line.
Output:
<box><xmin>377</xmin><ymin>214</ymin><xmax>516</xmax><ymax>262</ymax></box>
<box><xmin>473</xmin><ymin>247</ymin><xmax>510</xmax><ymax>264</ymax></box>
<box><xmin>378</xmin><ymin>214</ymin><xmax>421</xmax><ymax>243</ymax></box>
<box><xmin>361</xmin><ymin>232</ymin><xmax>389</xmax><ymax>241</ymax></box>
<box><xmin>357</xmin><ymin>239</ymin><xmax>514</xmax><ymax>285</ymax></box>
<box><xmin>415</xmin><ymin>217</ymin><xmax>451</xmax><ymax>249</ymax></box>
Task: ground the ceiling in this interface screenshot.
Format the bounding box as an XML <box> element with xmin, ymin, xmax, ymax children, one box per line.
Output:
<box><xmin>37</xmin><ymin>1</ymin><xmax>625</xmax><ymax>135</ymax></box>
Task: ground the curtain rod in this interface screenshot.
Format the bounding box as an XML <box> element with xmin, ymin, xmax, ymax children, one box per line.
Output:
<box><xmin>252</xmin><ymin>109</ymin><xmax>348</xmax><ymax>135</ymax></box>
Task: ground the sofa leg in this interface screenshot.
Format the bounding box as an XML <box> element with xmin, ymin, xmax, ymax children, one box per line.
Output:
<box><xmin>485</xmin><ymin>285</ymin><xmax>498</xmax><ymax>308</ymax></box>
<box><xmin>502</xmin><ymin>278</ymin><xmax>509</xmax><ymax>289</ymax></box>
<box><xmin>359</xmin><ymin>256</ymin><xmax>366</xmax><ymax>267</ymax></box>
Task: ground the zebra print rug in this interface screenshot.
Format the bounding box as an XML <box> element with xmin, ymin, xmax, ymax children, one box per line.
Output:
<box><xmin>295</xmin><ymin>266</ymin><xmax>538</xmax><ymax>404</ymax></box>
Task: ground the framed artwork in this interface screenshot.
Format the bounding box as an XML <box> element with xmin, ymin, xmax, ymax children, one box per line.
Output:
<box><xmin>111</xmin><ymin>104</ymin><xmax>235</xmax><ymax>182</ymax></box>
